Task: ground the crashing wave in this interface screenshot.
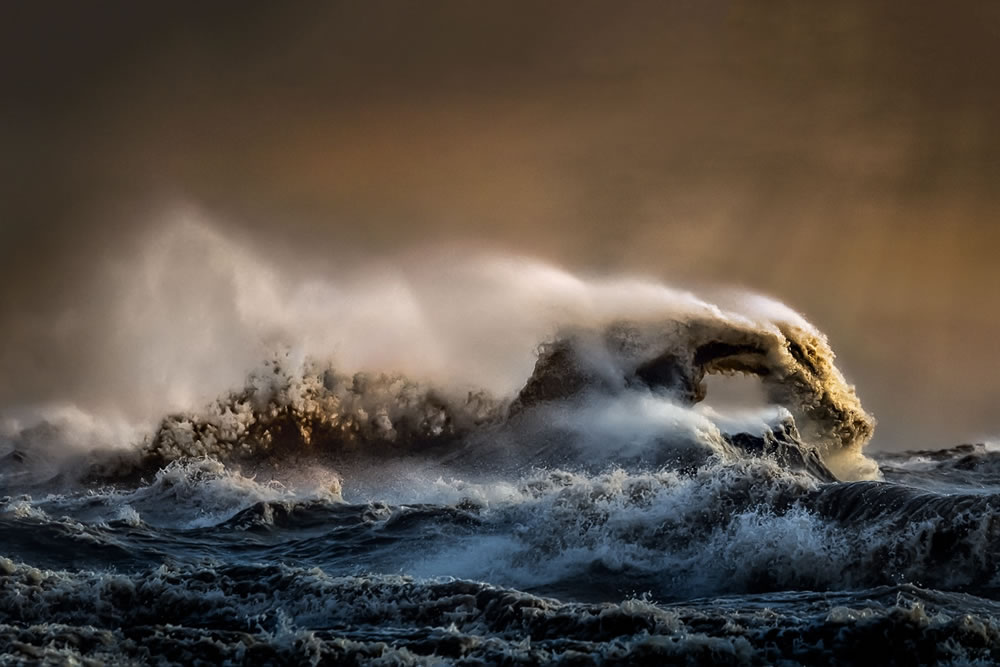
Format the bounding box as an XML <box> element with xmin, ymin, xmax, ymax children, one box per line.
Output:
<box><xmin>2</xmin><ymin>297</ymin><xmax>877</xmax><ymax>488</ymax></box>
<box><xmin>511</xmin><ymin>317</ymin><xmax>874</xmax><ymax>478</ymax></box>
<box><xmin>82</xmin><ymin>359</ymin><xmax>504</xmax><ymax>484</ymax></box>
<box><xmin>129</xmin><ymin>315</ymin><xmax>872</xmax><ymax>479</ymax></box>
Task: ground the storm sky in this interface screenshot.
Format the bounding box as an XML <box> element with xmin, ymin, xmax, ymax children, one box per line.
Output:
<box><xmin>2</xmin><ymin>1</ymin><xmax>998</xmax><ymax>448</ymax></box>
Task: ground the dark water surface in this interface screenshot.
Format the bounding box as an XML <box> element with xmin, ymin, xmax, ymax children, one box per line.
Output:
<box><xmin>2</xmin><ymin>433</ymin><xmax>1000</xmax><ymax>665</ymax></box>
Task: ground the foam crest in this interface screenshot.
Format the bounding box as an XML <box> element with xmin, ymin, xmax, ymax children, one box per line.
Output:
<box><xmin>116</xmin><ymin>458</ymin><xmax>342</xmax><ymax>529</ymax></box>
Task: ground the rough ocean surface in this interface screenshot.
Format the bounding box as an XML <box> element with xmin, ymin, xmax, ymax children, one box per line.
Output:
<box><xmin>2</xmin><ymin>313</ymin><xmax>998</xmax><ymax>665</ymax></box>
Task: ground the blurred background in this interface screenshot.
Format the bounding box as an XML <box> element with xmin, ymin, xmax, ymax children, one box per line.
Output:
<box><xmin>2</xmin><ymin>1</ymin><xmax>998</xmax><ymax>448</ymax></box>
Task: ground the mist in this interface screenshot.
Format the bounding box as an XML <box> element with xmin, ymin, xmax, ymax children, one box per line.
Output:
<box><xmin>2</xmin><ymin>1</ymin><xmax>999</xmax><ymax>449</ymax></box>
<box><xmin>0</xmin><ymin>211</ymin><xmax>806</xmax><ymax>420</ymax></box>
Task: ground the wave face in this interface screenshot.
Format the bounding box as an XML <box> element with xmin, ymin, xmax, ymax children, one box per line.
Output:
<box><xmin>2</xmin><ymin>233</ymin><xmax>998</xmax><ymax>664</ymax></box>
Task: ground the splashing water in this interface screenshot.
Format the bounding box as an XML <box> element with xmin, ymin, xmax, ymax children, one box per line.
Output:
<box><xmin>3</xmin><ymin>213</ymin><xmax>998</xmax><ymax>665</ymax></box>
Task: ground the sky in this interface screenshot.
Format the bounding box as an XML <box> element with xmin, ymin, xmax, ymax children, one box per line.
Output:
<box><xmin>1</xmin><ymin>1</ymin><xmax>998</xmax><ymax>448</ymax></box>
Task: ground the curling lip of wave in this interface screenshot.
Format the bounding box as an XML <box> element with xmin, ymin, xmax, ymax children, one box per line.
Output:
<box><xmin>511</xmin><ymin>315</ymin><xmax>874</xmax><ymax>470</ymax></box>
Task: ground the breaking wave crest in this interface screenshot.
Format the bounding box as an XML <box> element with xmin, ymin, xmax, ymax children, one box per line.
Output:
<box><xmin>0</xmin><ymin>217</ymin><xmax>877</xmax><ymax>490</ymax></box>
<box><xmin>0</xmin><ymin>313</ymin><xmax>876</xmax><ymax>488</ymax></box>
<box><xmin>1</xmin><ymin>327</ymin><xmax>876</xmax><ymax>490</ymax></box>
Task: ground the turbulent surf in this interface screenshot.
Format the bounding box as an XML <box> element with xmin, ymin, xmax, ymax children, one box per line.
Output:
<box><xmin>1</xmin><ymin>234</ymin><xmax>997</xmax><ymax>665</ymax></box>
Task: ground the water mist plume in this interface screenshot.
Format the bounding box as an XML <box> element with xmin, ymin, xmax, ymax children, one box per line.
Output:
<box><xmin>0</xmin><ymin>211</ymin><xmax>877</xmax><ymax>486</ymax></box>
